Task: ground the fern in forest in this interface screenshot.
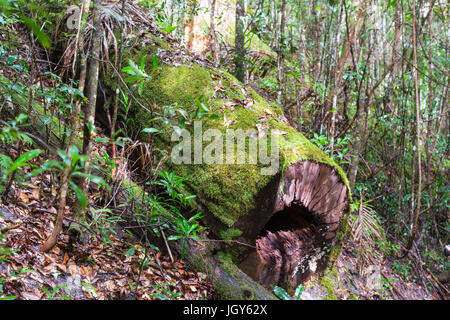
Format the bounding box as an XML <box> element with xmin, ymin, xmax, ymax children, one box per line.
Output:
<box><xmin>0</xmin><ymin>114</ymin><xmax>33</xmax><ymax>145</ymax></box>
<box><xmin>350</xmin><ymin>192</ymin><xmax>385</xmax><ymax>275</ymax></box>
<box><xmin>0</xmin><ymin>154</ymin><xmax>12</xmax><ymax>175</ymax></box>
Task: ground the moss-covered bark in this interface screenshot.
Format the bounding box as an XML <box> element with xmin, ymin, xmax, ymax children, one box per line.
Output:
<box><xmin>124</xmin><ymin>58</ymin><xmax>350</xmax><ymax>228</ymax></box>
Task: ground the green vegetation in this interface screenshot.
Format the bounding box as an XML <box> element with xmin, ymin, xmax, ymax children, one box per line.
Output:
<box><xmin>0</xmin><ymin>0</ymin><xmax>446</xmax><ymax>302</ymax></box>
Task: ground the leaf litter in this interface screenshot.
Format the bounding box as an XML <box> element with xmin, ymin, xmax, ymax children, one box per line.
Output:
<box><xmin>0</xmin><ymin>173</ymin><xmax>214</xmax><ymax>300</ymax></box>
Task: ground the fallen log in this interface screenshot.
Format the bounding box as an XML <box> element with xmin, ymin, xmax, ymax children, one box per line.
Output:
<box><xmin>99</xmin><ymin>22</ymin><xmax>351</xmax><ymax>295</ymax></box>
<box><xmin>238</xmin><ymin>161</ymin><xmax>348</xmax><ymax>289</ymax></box>
<box><xmin>171</xmin><ymin>237</ymin><xmax>277</xmax><ymax>300</ymax></box>
<box><xmin>123</xmin><ymin>60</ymin><xmax>350</xmax><ymax>292</ymax></box>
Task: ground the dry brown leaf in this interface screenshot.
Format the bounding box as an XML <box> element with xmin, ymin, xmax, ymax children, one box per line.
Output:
<box><xmin>63</xmin><ymin>253</ymin><xmax>69</xmax><ymax>264</ymax></box>
<box><xmin>68</xmin><ymin>262</ymin><xmax>78</xmax><ymax>277</ymax></box>
<box><xmin>22</xmin><ymin>291</ymin><xmax>41</xmax><ymax>300</ymax></box>
<box><xmin>30</xmin><ymin>189</ymin><xmax>40</xmax><ymax>201</ymax></box>
<box><xmin>19</xmin><ymin>192</ymin><xmax>29</xmax><ymax>203</ymax></box>
<box><xmin>56</xmin><ymin>264</ymin><xmax>67</xmax><ymax>273</ymax></box>
<box><xmin>51</xmin><ymin>246</ymin><xmax>61</xmax><ymax>255</ymax></box>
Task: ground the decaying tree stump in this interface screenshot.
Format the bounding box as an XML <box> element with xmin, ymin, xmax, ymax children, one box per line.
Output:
<box><xmin>238</xmin><ymin>161</ymin><xmax>348</xmax><ymax>289</ymax></box>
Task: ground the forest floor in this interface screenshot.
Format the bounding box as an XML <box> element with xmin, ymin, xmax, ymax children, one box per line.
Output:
<box><xmin>0</xmin><ymin>171</ymin><xmax>214</xmax><ymax>300</ymax></box>
<box><xmin>0</xmin><ymin>143</ymin><xmax>439</xmax><ymax>300</ymax></box>
<box><xmin>330</xmin><ymin>241</ymin><xmax>435</xmax><ymax>300</ymax></box>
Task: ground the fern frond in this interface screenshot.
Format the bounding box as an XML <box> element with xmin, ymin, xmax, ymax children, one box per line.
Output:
<box><xmin>0</xmin><ymin>153</ymin><xmax>12</xmax><ymax>174</ymax></box>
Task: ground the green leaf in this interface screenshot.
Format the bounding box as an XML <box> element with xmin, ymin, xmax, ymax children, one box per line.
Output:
<box><xmin>140</xmin><ymin>55</ymin><xmax>147</xmax><ymax>71</ymax></box>
<box><xmin>19</xmin><ymin>15</ymin><xmax>51</xmax><ymax>49</ymax></box>
<box><xmin>128</xmin><ymin>59</ymin><xmax>148</xmax><ymax>78</ymax></box>
<box><xmin>0</xmin><ymin>153</ymin><xmax>12</xmax><ymax>172</ymax></box>
<box><xmin>272</xmin><ymin>285</ymin><xmax>291</xmax><ymax>300</ymax></box>
<box><xmin>167</xmin><ymin>235</ymin><xmax>184</xmax><ymax>241</ymax></box>
<box><xmin>142</xmin><ymin>127</ymin><xmax>159</xmax><ymax>134</ymax></box>
<box><xmin>70</xmin><ymin>181</ymin><xmax>87</xmax><ymax>210</ymax></box>
<box><xmin>294</xmin><ymin>284</ymin><xmax>304</xmax><ymax>300</ymax></box>
<box><xmin>152</xmin><ymin>54</ymin><xmax>159</xmax><ymax>70</ymax></box>
<box><xmin>125</xmin><ymin>247</ymin><xmax>135</xmax><ymax>258</ymax></box>
<box><xmin>8</xmin><ymin>149</ymin><xmax>42</xmax><ymax>175</ymax></box>
<box><xmin>70</xmin><ymin>172</ymin><xmax>110</xmax><ymax>192</ymax></box>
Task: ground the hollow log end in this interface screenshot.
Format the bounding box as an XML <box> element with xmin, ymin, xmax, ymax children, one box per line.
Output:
<box><xmin>238</xmin><ymin>160</ymin><xmax>350</xmax><ymax>290</ymax></box>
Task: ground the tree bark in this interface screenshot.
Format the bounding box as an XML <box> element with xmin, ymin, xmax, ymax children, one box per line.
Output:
<box><xmin>402</xmin><ymin>0</ymin><xmax>422</xmax><ymax>256</ymax></box>
<box><xmin>171</xmin><ymin>238</ymin><xmax>277</xmax><ymax>300</ymax></box>
<box><xmin>41</xmin><ymin>0</ymin><xmax>91</xmax><ymax>252</ymax></box>
<box><xmin>71</xmin><ymin>1</ymin><xmax>102</xmax><ymax>236</ymax></box>
<box><xmin>235</xmin><ymin>0</ymin><xmax>245</xmax><ymax>83</ymax></box>
<box><xmin>208</xmin><ymin>0</ymin><xmax>217</xmax><ymax>62</ymax></box>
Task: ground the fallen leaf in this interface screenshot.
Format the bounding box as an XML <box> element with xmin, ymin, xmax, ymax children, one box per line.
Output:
<box><xmin>22</xmin><ymin>292</ymin><xmax>41</xmax><ymax>300</ymax></box>
<box><xmin>51</xmin><ymin>246</ymin><xmax>61</xmax><ymax>255</ymax></box>
<box><xmin>29</xmin><ymin>189</ymin><xmax>40</xmax><ymax>201</ymax></box>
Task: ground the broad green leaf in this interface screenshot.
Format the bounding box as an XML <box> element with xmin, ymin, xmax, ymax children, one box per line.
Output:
<box><xmin>20</xmin><ymin>15</ymin><xmax>51</xmax><ymax>49</ymax></box>
<box><xmin>294</xmin><ymin>284</ymin><xmax>304</xmax><ymax>300</ymax></box>
<box><xmin>142</xmin><ymin>127</ymin><xmax>159</xmax><ymax>134</ymax></box>
<box><xmin>272</xmin><ymin>285</ymin><xmax>291</xmax><ymax>300</ymax></box>
<box><xmin>70</xmin><ymin>181</ymin><xmax>87</xmax><ymax>210</ymax></box>
<box><xmin>8</xmin><ymin>149</ymin><xmax>42</xmax><ymax>175</ymax></box>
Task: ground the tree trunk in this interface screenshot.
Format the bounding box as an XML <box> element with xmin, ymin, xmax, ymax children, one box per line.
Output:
<box><xmin>107</xmin><ymin>33</ymin><xmax>351</xmax><ymax>293</ymax></box>
<box><xmin>402</xmin><ymin>0</ymin><xmax>422</xmax><ymax>256</ymax></box>
<box><xmin>130</xmin><ymin>67</ymin><xmax>350</xmax><ymax>291</ymax></box>
<box><xmin>71</xmin><ymin>1</ymin><xmax>102</xmax><ymax>236</ymax></box>
<box><xmin>208</xmin><ymin>0</ymin><xmax>217</xmax><ymax>62</ymax></box>
<box><xmin>171</xmin><ymin>237</ymin><xmax>277</xmax><ymax>299</ymax></box>
<box><xmin>41</xmin><ymin>0</ymin><xmax>91</xmax><ymax>252</ymax></box>
<box><xmin>235</xmin><ymin>0</ymin><xmax>245</xmax><ymax>83</ymax></box>
<box><xmin>276</xmin><ymin>0</ymin><xmax>286</xmax><ymax>107</ymax></box>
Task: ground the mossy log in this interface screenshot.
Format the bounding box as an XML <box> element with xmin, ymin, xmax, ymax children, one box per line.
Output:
<box><xmin>171</xmin><ymin>238</ymin><xmax>277</xmax><ymax>300</ymax></box>
<box><xmin>105</xmin><ymin>38</ymin><xmax>351</xmax><ymax>294</ymax></box>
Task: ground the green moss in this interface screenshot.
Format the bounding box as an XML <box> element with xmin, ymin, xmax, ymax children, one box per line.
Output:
<box><xmin>150</xmin><ymin>34</ymin><xmax>172</xmax><ymax>50</ymax></box>
<box><xmin>319</xmin><ymin>264</ymin><xmax>341</xmax><ymax>300</ymax></box>
<box><xmin>336</xmin><ymin>215</ymin><xmax>351</xmax><ymax>241</ymax></box>
<box><xmin>320</xmin><ymin>275</ymin><xmax>338</xmax><ymax>300</ymax></box>
<box><xmin>217</xmin><ymin>251</ymin><xmax>240</xmax><ymax>265</ymax></box>
<box><xmin>121</xmin><ymin>177</ymin><xmax>145</xmax><ymax>199</ymax></box>
<box><xmin>111</xmin><ymin>44</ymin><xmax>351</xmax><ymax>229</ymax></box>
<box><xmin>143</xmin><ymin>64</ymin><xmax>213</xmax><ymax>108</ymax></box>
<box><xmin>348</xmin><ymin>294</ymin><xmax>358</xmax><ymax>300</ymax></box>
<box><xmin>328</xmin><ymin>246</ymin><xmax>342</xmax><ymax>266</ymax></box>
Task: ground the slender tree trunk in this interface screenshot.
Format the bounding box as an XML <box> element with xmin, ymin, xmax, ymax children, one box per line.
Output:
<box><xmin>276</xmin><ymin>0</ymin><xmax>286</xmax><ymax>106</ymax></box>
<box><xmin>328</xmin><ymin>0</ymin><xmax>366</xmax><ymax>139</ymax></box>
<box><xmin>235</xmin><ymin>0</ymin><xmax>245</xmax><ymax>83</ymax></box>
<box><xmin>71</xmin><ymin>1</ymin><xmax>102</xmax><ymax>236</ymax></box>
<box><xmin>110</xmin><ymin>0</ymin><xmax>125</xmax><ymax>179</ymax></box>
<box><xmin>42</xmin><ymin>0</ymin><xmax>91</xmax><ymax>252</ymax></box>
<box><xmin>208</xmin><ymin>0</ymin><xmax>217</xmax><ymax>62</ymax></box>
<box><xmin>402</xmin><ymin>0</ymin><xmax>422</xmax><ymax>256</ymax></box>
<box><xmin>271</xmin><ymin>0</ymin><xmax>278</xmax><ymax>50</ymax></box>
<box><xmin>176</xmin><ymin>0</ymin><xmax>186</xmax><ymax>40</ymax></box>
